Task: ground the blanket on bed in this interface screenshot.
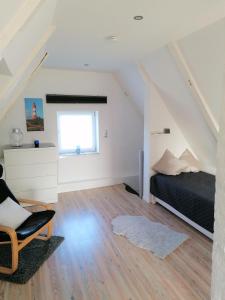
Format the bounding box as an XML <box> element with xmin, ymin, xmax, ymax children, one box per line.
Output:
<box><xmin>150</xmin><ymin>172</ymin><xmax>215</xmax><ymax>233</ymax></box>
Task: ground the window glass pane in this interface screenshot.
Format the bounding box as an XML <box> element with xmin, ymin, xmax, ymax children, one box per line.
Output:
<box><xmin>58</xmin><ymin>111</ymin><xmax>98</xmax><ymax>154</ymax></box>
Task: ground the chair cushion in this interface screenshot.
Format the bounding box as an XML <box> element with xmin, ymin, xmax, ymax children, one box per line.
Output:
<box><xmin>0</xmin><ymin>197</ymin><xmax>32</xmax><ymax>229</ymax></box>
<box><xmin>0</xmin><ymin>210</ymin><xmax>55</xmax><ymax>242</ymax></box>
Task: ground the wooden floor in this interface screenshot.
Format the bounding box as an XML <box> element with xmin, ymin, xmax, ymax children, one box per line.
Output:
<box><xmin>0</xmin><ymin>185</ymin><xmax>212</xmax><ymax>300</ymax></box>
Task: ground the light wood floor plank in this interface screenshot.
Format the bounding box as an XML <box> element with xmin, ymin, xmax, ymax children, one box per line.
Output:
<box><xmin>0</xmin><ymin>184</ymin><xmax>212</xmax><ymax>300</ymax></box>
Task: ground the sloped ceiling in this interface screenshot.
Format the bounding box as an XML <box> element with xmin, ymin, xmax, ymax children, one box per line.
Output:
<box><xmin>144</xmin><ymin>47</ymin><xmax>217</xmax><ymax>170</ymax></box>
<box><xmin>45</xmin><ymin>0</ymin><xmax>225</xmax><ymax>71</ymax></box>
<box><xmin>116</xmin><ymin>64</ymin><xmax>145</xmax><ymax>114</ymax></box>
<box><xmin>0</xmin><ymin>0</ymin><xmax>24</xmax><ymax>29</ymax></box>
<box><xmin>0</xmin><ymin>59</ymin><xmax>12</xmax><ymax>76</ymax></box>
<box><xmin>0</xmin><ymin>0</ymin><xmax>57</xmax><ymax>120</ymax></box>
<box><xmin>0</xmin><ymin>0</ymin><xmax>56</xmax><ymax>76</ymax></box>
<box><xmin>179</xmin><ymin>19</ymin><xmax>225</xmax><ymax>123</ymax></box>
<box><xmin>115</xmin><ymin>19</ymin><xmax>225</xmax><ymax>170</ymax></box>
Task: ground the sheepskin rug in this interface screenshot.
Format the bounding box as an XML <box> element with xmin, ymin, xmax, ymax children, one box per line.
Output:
<box><xmin>112</xmin><ymin>215</ymin><xmax>188</xmax><ymax>259</ymax></box>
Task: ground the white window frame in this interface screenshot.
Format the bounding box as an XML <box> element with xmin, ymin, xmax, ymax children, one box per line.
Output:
<box><xmin>57</xmin><ymin>111</ymin><xmax>99</xmax><ymax>156</ymax></box>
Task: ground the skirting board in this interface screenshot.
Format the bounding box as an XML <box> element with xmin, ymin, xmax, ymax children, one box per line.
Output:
<box><xmin>152</xmin><ymin>195</ymin><xmax>213</xmax><ymax>240</ymax></box>
<box><xmin>58</xmin><ymin>175</ymin><xmax>139</xmax><ymax>194</ymax></box>
<box><xmin>15</xmin><ymin>188</ymin><xmax>58</xmax><ymax>204</ymax></box>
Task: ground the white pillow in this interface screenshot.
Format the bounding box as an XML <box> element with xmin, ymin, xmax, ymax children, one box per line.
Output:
<box><xmin>179</xmin><ymin>149</ymin><xmax>200</xmax><ymax>173</ymax></box>
<box><xmin>152</xmin><ymin>149</ymin><xmax>188</xmax><ymax>175</ymax></box>
<box><xmin>0</xmin><ymin>197</ymin><xmax>32</xmax><ymax>229</ymax></box>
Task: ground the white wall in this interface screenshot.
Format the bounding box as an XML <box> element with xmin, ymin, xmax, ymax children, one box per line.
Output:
<box><xmin>117</xmin><ymin>65</ymin><xmax>191</xmax><ymax>164</ymax></box>
<box><xmin>114</xmin><ymin>64</ymin><xmax>194</xmax><ymax>200</ymax></box>
<box><xmin>0</xmin><ymin>68</ymin><xmax>143</xmax><ymax>192</ymax></box>
<box><xmin>211</xmin><ymin>87</ymin><xmax>225</xmax><ymax>300</ymax></box>
<box><xmin>142</xmin><ymin>79</ymin><xmax>192</xmax><ymax>202</ymax></box>
<box><xmin>150</xmin><ymin>81</ymin><xmax>191</xmax><ymax>168</ymax></box>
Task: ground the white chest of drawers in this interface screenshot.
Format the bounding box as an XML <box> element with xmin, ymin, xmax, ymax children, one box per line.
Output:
<box><xmin>3</xmin><ymin>143</ymin><xmax>58</xmax><ymax>203</ymax></box>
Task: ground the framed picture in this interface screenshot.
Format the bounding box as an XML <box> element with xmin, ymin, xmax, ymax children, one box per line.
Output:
<box><xmin>24</xmin><ymin>98</ymin><xmax>44</xmax><ymax>131</ymax></box>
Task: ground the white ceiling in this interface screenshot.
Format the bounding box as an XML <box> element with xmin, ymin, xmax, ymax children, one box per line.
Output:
<box><xmin>0</xmin><ymin>0</ymin><xmax>24</xmax><ymax>30</ymax></box>
<box><xmin>45</xmin><ymin>0</ymin><xmax>225</xmax><ymax>71</ymax></box>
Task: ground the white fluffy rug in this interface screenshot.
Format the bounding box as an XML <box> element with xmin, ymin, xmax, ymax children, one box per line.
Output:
<box><xmin>112</xmin><ymin>215</ymin><xmax>188</xmax><ymax>259</ymax></box>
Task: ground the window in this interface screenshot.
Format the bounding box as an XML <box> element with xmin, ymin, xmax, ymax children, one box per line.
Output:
<box><xmin>57</xmin><ymin>111</ymin><xmax>99</xmax><ymax>155</ymax></box>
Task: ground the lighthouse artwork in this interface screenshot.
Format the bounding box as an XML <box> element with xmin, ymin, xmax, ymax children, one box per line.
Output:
<box><xmin>24</xmin><ymin>98</ymin><xmax>44</xmax><ymax>131</ymax></box>
<box><xmin>32</xmin><ymin>102</ymin><xmax>37</xmax><ymax>120</ymax></box>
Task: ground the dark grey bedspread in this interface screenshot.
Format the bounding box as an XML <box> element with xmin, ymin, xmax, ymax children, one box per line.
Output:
<box><xmin>150</xmin><ymin>172</ymin><xmax>215</xmax><ymax>233</ymax></box>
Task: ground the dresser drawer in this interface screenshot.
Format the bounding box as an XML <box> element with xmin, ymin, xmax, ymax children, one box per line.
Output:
<box><xmin>5</xmin><ymin>163</ymin><xmax>57</xmax><ymax>180</ymax></box>
<box><xmin>7</xmin><ymin>176</ymin><xmax>57</xmax><ymax>191</ymax></box>
<box><xmin>3</xmin><ymin>145</ymin><xmax>58</xmax><ymax>203</ymax></box>
<box><xmin>4</xmin><ymin>147</ymin><xmax>57</xmax><ymax>166</ymax></box>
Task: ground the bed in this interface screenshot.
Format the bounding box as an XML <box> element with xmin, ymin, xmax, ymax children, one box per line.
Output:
<box><xmin>150</xmin><ymin>171</ymin><xmax>215</xmax><ymax>239</ymax></box>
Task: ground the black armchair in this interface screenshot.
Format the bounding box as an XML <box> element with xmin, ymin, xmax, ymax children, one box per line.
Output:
<box><xmin>0</xmin><ymin>164</ymin><xmax>55</xmax><ymax>274</ymax></box>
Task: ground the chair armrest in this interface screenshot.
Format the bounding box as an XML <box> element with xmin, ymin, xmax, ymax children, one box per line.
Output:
<box><xmin>18</xmin><ymin>198</ymin><xmax>52</xmax><ymax>210</ymax></box>
<box><xmin>0</xmin><ymin>225</ymin><xmax>17</xmax><ymax>242</ymax></box>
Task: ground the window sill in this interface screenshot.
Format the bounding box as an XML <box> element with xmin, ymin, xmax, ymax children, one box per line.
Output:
<box><xmin>59</xmin><ymin>152</ymin><xmax>100</xmax><ymax>158</ymax></box>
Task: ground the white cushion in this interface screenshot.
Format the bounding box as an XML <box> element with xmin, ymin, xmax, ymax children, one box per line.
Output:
<box><xmin>152</xmin><ymin>149</ymin><xmax>188</xmax><ymax>175</ymax></box>
<box><xmin>179</xmin><ymin>149</ymin><xmax>200</xmax><ymax>173</ymax></box>
<box><xmin>0</xmin><ymin>197</ymin><xmax>32</xmax><ymax>229</ymax></box>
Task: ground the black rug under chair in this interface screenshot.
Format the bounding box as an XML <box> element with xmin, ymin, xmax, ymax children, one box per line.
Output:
<box><xmin>0</xmin><ymin>236</ymin><xmax>64</xmax><ymax>284</ymax></box>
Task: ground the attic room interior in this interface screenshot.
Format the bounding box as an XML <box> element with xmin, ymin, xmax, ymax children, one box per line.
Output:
<box><xmin>0</xmin><ymin>0</ymin><xmax>225</xmax><ymax>299</ymax></box>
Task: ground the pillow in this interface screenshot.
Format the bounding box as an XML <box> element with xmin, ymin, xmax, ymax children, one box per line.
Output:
<box><xmin>0</xmin><ymin>197</ymin><xmax>32</xmax><ymax>229</ymax></box>
<box><xmin>152</xmin><ymin>149</ymin><xmax>188</xmax><ymax>175</ymax></box>
<box><xmin>179</xmin><ymin>149</ymin><xmax>200</xmax><ymax>173</ymax></box>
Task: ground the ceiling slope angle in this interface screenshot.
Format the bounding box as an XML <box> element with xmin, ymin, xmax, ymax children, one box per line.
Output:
<box><xmin>0</xmin><ymin>58</ymin><xmax>12</xmax><ymax>76</ymax></box>
<box><xmin>45</xmin><ymin>0</ymin><xmax>225</xmax><ymax>71</ymax></box>
<box><xmin>116</xmin><ymin>18</ymin><xmax>224</xmax><ymax>172</ymax></box>
<box><xmin>0</xmin><ymin>0</ymin><xmax>57</xmax><ymax>121</ymax></box>
<box><xmin>143</xmin><ymin>47</ymin><xmax>217</xmax><ymax>172</ymax></box>
<box><xmin>0</xmin><ymin>0</ymin><xmax>56</xmax><ymax>76</ymax></box>
<box><xmin>168</xmin><ymin>42</ymin><xmax>219</xmax><ymax>139</ymax></box>
<box><xmin>177</xmin><ymin>18</ymin><xmax>225</xmax><ymax>127</ymax></box>
<box><xmin>0</xmin><ymin>0</ymin><xmax>44</xmax><ymax>74</ymax></box>
<box><xmin>0</xmin><ymin>0</ymin><xmax>26</xmax><ymax>31</ymax></box>
<box><xmin>116</xmin><ymin>64</ymin><xmax>146</xmax><ymax>115</ymax></box>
